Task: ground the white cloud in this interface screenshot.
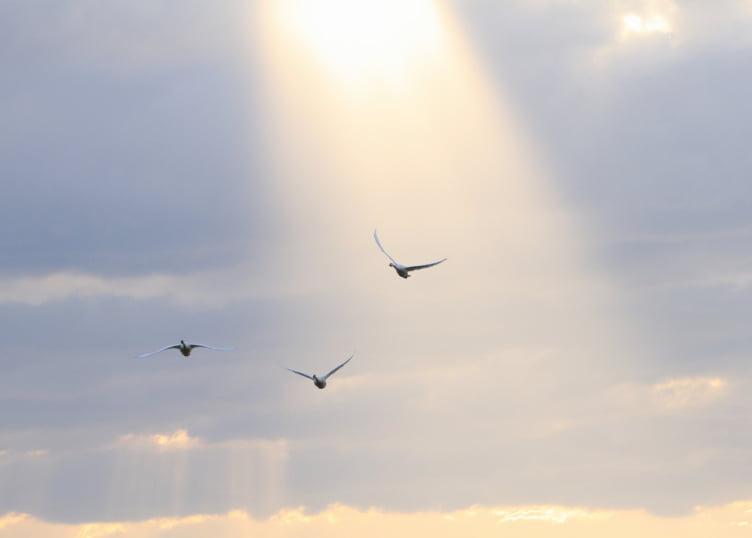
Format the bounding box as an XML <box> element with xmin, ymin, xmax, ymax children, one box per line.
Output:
<box><xmin>652</xmin><ymin>377</ymin><xmax>727</xmax><ymax>410</ymax></box>
<box><xmin>115</xmin><ymin>430</ymin><xmax>203</xmax><ymax>452</ymax></box>
<box><xmin>0</xmin><ymin>266</ymin><xmax>294</xmax><ymax>308</ymax></box>
<box><xmin>110</xmin><ymin>430</ymin><xmax>289</xmax><ymax>456</ymax></box>
<box><xmin>611</xmin><ymin>376</ymin><xmax>730</xmax><ymax>414</ymax></box>
<box><xmin>0</xmin><ymin>272</ymin><xmax>188</xmax><ymax>306</ymax></box>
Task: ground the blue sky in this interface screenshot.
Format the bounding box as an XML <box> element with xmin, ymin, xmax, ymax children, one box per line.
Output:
<box><xmin>1</xmin><ymin>1</ymin><xmax>752</xmax><ymax>535</ymax></box>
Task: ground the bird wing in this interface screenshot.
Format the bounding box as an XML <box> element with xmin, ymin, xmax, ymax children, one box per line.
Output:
<box><xmin>189</xmin><ymin>344</ymin><xmax>236</xmax><ymax>352</ymax></box>
<box><xmin>135</xmin><ymin>344</ymin><xmax>180</xmax><ymax>358</ymax></box>
<box><xmin>322</xmin><ymin>354</ymin><xmax>354</xmax><ymax>381</ymax></box>
<box><xmin>288</xmin><ymin>368</ymin><xmax>315</xmax><ymax>381</ymax></box>
<box><xmin>373</xmin><ymin>230</ymin><xmax>399</xmax><ymax>266</ymax></box>
<box><xmin>405</xmin><ymin>258</ymin><xmax>447</xmax><ymax>271</ymax></box>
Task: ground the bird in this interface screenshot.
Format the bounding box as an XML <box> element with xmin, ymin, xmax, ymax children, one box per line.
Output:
<box><xmin>136</xmin><ymin>340</ymin><xmax>235</xmax><ymax>358</ymax></box>
<box><xmin>287</xmin><ymin>354</ymin><xmax>354</xmax><ymax>389</ymax></box>
<box><xmin>373</xmin><ymin>229</ymin><xmax>446</xmax><ymax>279</ymax></box>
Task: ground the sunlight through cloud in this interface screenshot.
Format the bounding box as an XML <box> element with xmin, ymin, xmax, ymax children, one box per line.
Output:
<box><xmin>116</xmin><ymin>430</ymin><xmax>202</xmax><ymax>452</ymax></box>
<box><xmin>271</xmin><ymin>0</ymin><xmax>442</xmax><ymax>92</ymax></box>
<box><xmin>623</xmin><ymin>13</ymin><xmax>672</xmax><ymax>34</ymax></box>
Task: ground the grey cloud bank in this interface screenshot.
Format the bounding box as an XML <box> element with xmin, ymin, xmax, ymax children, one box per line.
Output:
<box><xmin>0</xmin><ymin>0</ymin><xmax>272</xmax><ymax>277</ymax></box>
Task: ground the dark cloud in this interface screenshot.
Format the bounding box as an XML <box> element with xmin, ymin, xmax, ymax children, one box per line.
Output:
<box><xmin>0</xmin><ymin>0</ymin><xmax>273</xmax><ymax>277</ymax></box>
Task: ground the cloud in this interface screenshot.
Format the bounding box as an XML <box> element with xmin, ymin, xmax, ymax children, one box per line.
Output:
<box><xmin>619</xmin><ymin>0</ymin><xmax>677</xmax><ymax>35</ymax></box>
<box><xmin>74</xmin><ymin>522</ymin><xmax>127</xmax><ymax>538</ymax></box>
<box><xmin>0</xmin><ymin>272</ymin><xmax>179</xmax><ymax>307</ymax></box>
<box><xmin>115</xmin><ymin>430</ymin><xmax>202</xmax><ymax>452</ymax></box>
<box><xmin>0</xmin><ymin>513</ymin><xmax>27</xmax><ymax>530</ymax></box>
<box><xmin>0</xmin><ymin>1</ymin><xmax>270</xmax><ymax>279</ymax></box>
<box><xmin>610</xmin><ymin>375</ymin><xmax>730</xmax><ymax>415</ymax></box>
<box><xmin>0</xmin><ymin>0</ymin><xmax>253</xmax><ymax>73</ymax></box>
<box><xmin>0</xmin><ymin>265</ymin><xmax>313</xmax><ymax>308</ymax></box>
<box><xmin>0</xmin><ymin>431</ymin><xmax>290</xmax><ymax>523</ymax></box>
<box><xmin>0</xmin><ymin>271</ymin><xmax>229</xmax><ymax>308</ymax></box>
<box><xmin>0</xmin><ymin>449</ymin><xmax>49</xmax><ymax>459</ymax></box>
<box><xmin>652</xmin><ymin>377</ymin><xmax>727</xmax><ymax>410</ymax></box>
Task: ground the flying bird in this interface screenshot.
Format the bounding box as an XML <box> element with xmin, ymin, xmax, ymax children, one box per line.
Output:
<box><xmin>287</xmin><ymin>354</ymin><xmax>354</xmax><ymax>389</ymax></box>
<box><xmin>136</xmin><ymin>340</ymin><xmax>235</xmax><ymax>358</ymax></box>
<box><xmin>373</xmin><ymin>229</ymin><xmax>446</xmax><ymax>279</ymax></box>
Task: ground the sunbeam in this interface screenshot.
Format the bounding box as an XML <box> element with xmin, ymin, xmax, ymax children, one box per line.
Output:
<box><xmin>272</xmin><ymin>0</ymin><xmax>442</xmax><ymax>93</ymax></box>
<box><xmin>253</xmin><ymin>2</ymin><xmax>647</xmax><ymax>400</ymax></box>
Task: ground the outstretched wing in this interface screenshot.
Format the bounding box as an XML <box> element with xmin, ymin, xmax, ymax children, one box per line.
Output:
<box><xmin>405</xmin><ymin>258</ymin><xmax>447</xmax><ymax>271</ymax></box>
<box><xmin>189</xmin><ymin>344</ymin><xmax>236</xmax><ymax>352</ymax></box>
<box><xmin>322</xmin><ymin>354</ymin><xmax>354</xmax><ymax>381</ymax></box>
<box><xmin>136</xmin><ymin>344</ymin><xmax>180</xmax><ymax>358</ymax></box>
<box><xmin>373</xmin><ymin>230</ymin><xmax>399</xmax><ymax>266</ymax></box>
<box><xmin>288</xmin><ymin>368</ymin><xmax>315</xmax><ymax>381</ymax></box>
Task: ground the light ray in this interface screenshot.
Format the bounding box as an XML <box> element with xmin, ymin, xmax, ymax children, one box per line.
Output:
<box><xmin>253</xmin><ymin>1</ymin><xmax>633</xmax><ymax>319</ymax></box>
<box><xmin>252</xmin><ymin>0</ymin><xmax>657</xmax><ymax>515</ymax></box>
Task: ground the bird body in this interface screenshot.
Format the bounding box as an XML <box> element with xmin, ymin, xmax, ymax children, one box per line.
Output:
<box><xmin>373</xmin><ymin>230</ymin><xmax>446</xmax><ymax>278</ymax></box>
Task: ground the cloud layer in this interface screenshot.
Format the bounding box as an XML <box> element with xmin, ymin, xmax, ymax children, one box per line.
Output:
<box><xmin>1</xmin><ymin>0</ymin><xmax>752</xmax><ymax>526</ymax></box>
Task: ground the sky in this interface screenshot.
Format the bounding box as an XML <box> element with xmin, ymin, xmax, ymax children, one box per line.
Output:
<box><xmin>2</xmin><ymin>0</ymin><xmax>752</xmax><ymax>536</ymax></box>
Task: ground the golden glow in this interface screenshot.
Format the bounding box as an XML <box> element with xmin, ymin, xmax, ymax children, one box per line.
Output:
<box><xmin>271</xmin><ymin>508</ymin><xmax>313</xmax><ymax>525</ymax></box>
<box><xmin>116</xmin><ymin>430</ymin><xmax>202</xmax><ymax>451</ymax></box>
<box><xmin>623</xmin><ymin>14</ymin><xmax>672</xmax><ymax>34</ymax></box>
<box><xmin>491</xmin><ymin>506</ymin><xmax>608</xmax><ymax>524</ymax></box>
<box><xmin>271</xmin><ymin>0</ymin><xmax>442</xmax><ymax>92</ymax></box>
<box><xmin>152</xmin><ymin>430</ymin><xmax>199</xmax><ymax>450</ymax></box>
<box><xmin>76</xmin><ymin>522</ymin><xmax>127</xmax><ymax>538</ymax></box>
<box><xmin>0</xmin><ymin>513</ymin><xmax>27</xmax><ymax>530</ymax></box>
<box><xmin>3</xmin><ymin>503</ymin><xmax>752</xmax><ymax>537</ymax></box>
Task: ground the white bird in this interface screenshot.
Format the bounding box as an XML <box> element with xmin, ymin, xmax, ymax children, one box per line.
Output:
<box><xmin>374</xmin><ymin>230</ymin><xmax>446</xmax><ymax>279</ymax></box>
<box><xmin>136</xmin><ymin>340</ymin><xmax>235</xmax><ymax>358</ymax></box>
<box><xmin>288</xmin><ymin>354</ymin><xmax>354</xmax><ymax>389</ymax></box>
